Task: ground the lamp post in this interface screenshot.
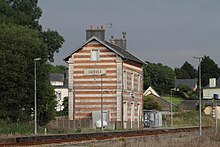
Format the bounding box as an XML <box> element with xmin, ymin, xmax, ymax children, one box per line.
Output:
<box><xmin>193</xmin><ymin>56</ymin><xmax>202</xmax><ymax>136</ymax></box>
<box><xmin>170</xmin><ymin>88</ymin><xmax>179</xmax><ymax>128</ymax></box>
<box><xmin>100</xmin><ymin>72</ymin><xmax>106</xmax><ymax>131</ymax></box>
<box><xmin>213</xmin><ymin>94</ymin><xmax>218</xmax><ymax>134</ymax></box>
<box><xmin>170</xmin><ymin>90</ymin><xmax>173</xmax><ymax>128</ymax></box>
<box><xmin>34</xmin><ymin>57</ymin><xmax>41</xmax><ymax>135</ymax></box>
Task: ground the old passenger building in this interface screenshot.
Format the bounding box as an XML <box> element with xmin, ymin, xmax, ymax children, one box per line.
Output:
<box><xmin>64</xmin><ymin>26</ymin><xmax>144</xmax><ymax>129</ymax></box>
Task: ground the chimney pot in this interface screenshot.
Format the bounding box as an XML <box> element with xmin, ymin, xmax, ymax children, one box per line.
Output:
<box><xmin>86</xmin><ymin>25</ymin><xmax>105</xmax><ymax>41</ymax></box>
<box><xmin>90</xmin><ymin>25</ymin><xmax>93</xmax><ymax>30</ymax></box>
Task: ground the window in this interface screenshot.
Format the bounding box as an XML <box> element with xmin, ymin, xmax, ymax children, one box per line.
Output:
<box><xmin>123</xmin><ymin>71</ymin><xmax>127</xmax><ymax>90</ymax></box>
<box><xmin>91</xmin><ymin>49</ymin><xmax>99</xmax><ymax>61</ymax></box>
<box><xmin>131</xmin><ymin>73</ymin><xmax>134</xmax><ymax>90</ymax></box>
<box><xmin>138</xmin><ymin>75</ymin><xmax>141</xmax><ymax>92</ymax></box>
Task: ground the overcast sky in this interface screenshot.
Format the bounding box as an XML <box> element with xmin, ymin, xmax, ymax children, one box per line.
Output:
<box><xmin>38</xmin><ymin>0</ymin><xmax>220</xmax><ymax>69</ymax></box>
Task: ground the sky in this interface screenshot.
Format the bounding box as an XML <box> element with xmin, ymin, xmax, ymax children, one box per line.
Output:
<box><xmin>38</xmin><ymin>0</ymin><xmax>220</xmax><ymax>69</ymax></box>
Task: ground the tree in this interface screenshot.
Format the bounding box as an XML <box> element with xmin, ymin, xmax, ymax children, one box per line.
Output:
<box><xmin>175</xmin><ymin>61</ymin><xmax>197</xmax><ymax>79</ymax></box>
<box><xmin>143</xmin><ymin>96</ymin><xmax>161</xmax><ymax>110</ymax></box>
<box><xmin>0</xmin><ymin>0</ymin><xmax>42</xmax><ymax>30</ymax></box>
<box><xmin>143</xmin><ymin>61</ymin><xmax>175</xmax><ymax>94</ymax></box>
<box><xmin>0</xmin><ymin>24</ymin><xmax>56</xmax><ymax>124</ymax></box>
<box><xmin>48</xmin><ymin>64</ymin><xmax>68</xmax><ymax>74</ymax></box>
<box><xmin>0</xmin><ymin>0</ymin><xmax>64</xmax><ymax>125</ymax></box>
<box><xmin>201</xmin><ymin>56</ymin><xmax>220</xmax><ymax>87</ymax></box>
<box><xmin>41</xmin><ymin>30</ymin><xmax>65</xmax><ymax>62</ymax></box>
<box><xmin>0</xmin><ymin>0</ymin><xmax>64</xmax><ymax>61</ymax></box>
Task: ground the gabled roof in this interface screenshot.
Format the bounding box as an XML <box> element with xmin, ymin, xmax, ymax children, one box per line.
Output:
<box><xmin>143</xmin><ymin>86</ymin><xmax>160</xmax><ymax>98</ymax></box>
<box><xmin>175</xmin><ymin>79</ymin><xmax>197</xmax><ymax>88</ymax></box>
<box><xmin>204</xmin><ymin>78</ymin><xmax>220</xmax><ymax>89</ymax></box>
<box><xmin>64</xmin><ymin>36</ymin><xmax>145</xmax><ymax>65</ymax></box>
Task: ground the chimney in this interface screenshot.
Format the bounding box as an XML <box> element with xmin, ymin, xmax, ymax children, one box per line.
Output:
<box><xmin>110</xmin><ymin>31</ymin><xmax>127</xmax><ymax>50</ymax></box>
<box><xmin>209</xmin><ymin>78</ymin><xmax>216</xmax><ymax>87</ymax></box>
<box><xmin>86</xmin><ymin>25</ymin><xmax>105</xmax><ymax>41</ymax></box>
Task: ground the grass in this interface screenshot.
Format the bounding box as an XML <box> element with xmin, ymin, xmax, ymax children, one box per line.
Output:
<box><xmin>162</xmin><ymin>96</ymin><xmax>182</xmax><ymax>105</ymax></box>
<box><xmin>164</xmin><ymin>110</ymin><xmax>217</xmax><ymax>128</ymax></box>
<box><xmin>0</xmin><ymin>110</ymin><xmax>219</xmax><ymax>136</ymax></box>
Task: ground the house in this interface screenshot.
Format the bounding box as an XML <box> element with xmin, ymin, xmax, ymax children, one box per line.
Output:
<box><xmin>64</xmin><ymin>26</ymin><xmax>144</xmax><ymax>129</ymax></box>
<box><xmin>50</xmin><ymin>73</ymin><xmax>68</xmax><ymax>111</ymax></box>
<box><xmin>143</xmin><ymin>86</ymin><xmax>177</xmax><ymax>111</ymax></box>
<box><xmin>175</xmin><ymin>79</ymin><xmax>197</xmax><ymax>91</ymax></box>
<box><xmin>203</xmin><ymin>78</ymin><xmax>220</xmax><ymax>99</ymax></box>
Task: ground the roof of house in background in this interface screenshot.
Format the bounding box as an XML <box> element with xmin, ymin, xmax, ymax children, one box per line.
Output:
<box><xmin>64</xmin><ymin>36</ymin><xmax>145</xmax><ymax>65</ymax></box>
<box><xmin>175</xmin><ymin>79</ymin><xmax>197</xmax><ymax>88</ymax></box>
<box><xmin>49</xmin><ymin>73</ymin><xmax>68</xmax><ymax>88</ymax></box>
<box><xmin>204</xmin><ymin>78</ymin><xmax>220</xmax><ymax>89</ymax></box>
<box><xmin>49</xmin><ymin>73</ymin><xmax>64</xmax><ymax>82</ymax></box>
<box><xmin>143</xmin><ymin>86</ymin><xmax>160</xmax><ymax>98</ymax></box>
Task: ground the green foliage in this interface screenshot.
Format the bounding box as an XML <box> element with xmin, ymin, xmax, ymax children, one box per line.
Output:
<box><xmin>0</xmin><ymin>0</ymin><xmax>64</xmax><ymax>61</ymax></box>
<box><xmin>0</xmin><ymin>121</ymin><xmax>33</xmax><ymax>135</ymax></box>
<box><xmin>177</xmin><ymin>84</ymin><xmax>198</xmax><ymax>99</ymax></box>
<box><xmin>0</xmin><ymin>0</ymin><xmax>64</xmax><ymax>126</ymax></box>
<box><xmin>143</xmin><ymin>61</ymin><xmax>175</xmax><ymax>94</ymax></box>
<box><xmin>0</xmin><ymin>24</ymin><xmax>45</xmax><ymax>122</ymax></box>
<box><xmin>143</xmin><ymin>95</ymin><xmax>161</xmax><ymax>110</ymax></box>
<box><xmin>0</xmin><ymin>0</ymin><xmax>42</xmax><ymax>30</ymax></box>
<box><xmin>0</xmin><ymin>24</ymin><xmax>56</xmax><ymax>125</ymax></box>
<box><xmin>162</xmin><ymin>96</ymin><xmax>181</xmax><ymax>105</ymax></box>
<box><xmin>48</xmin><ymin>64</ymin><xmax>68</xmax><ymax>74</ymax></box>
<box><xmin>201</xmin><ymin>55</ymin><xmax>220</xmax><ymax>87</ymax></box>
<box><xmin>56</xmin><ymin>96</ymin><xmax>68</xmax><ymax>116</ymax></box>
<box><xmin>175</xmin><ymin>61</ymin><xmax>197</xmax><ymax>79</ymax></box>
<box><xmin>41</xmin><ymin>29</ymin><xmax>65</xmax><ymax>62</ymax></box>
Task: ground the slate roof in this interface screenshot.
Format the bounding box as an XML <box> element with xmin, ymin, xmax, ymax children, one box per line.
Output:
<box><xmin>175</xmin><ymin>79</ymin><xmax>197</xmax><ymax>89</ymax></box>
<box><xmin>204</xmin><ymin>78</ymin><xmax>220</xmax><ymax>89</ymax></box>
<box><xmin>49</xmin><ymin>73</ymin><xmax>64</xmax><ymax>82</ymax></box>
<box><xmin>64</xmin><ymin>36</ymin><xmax>145</xmax><ymax>65</ymax></box>
<box><xmin>49</xmin><ymin>73</ymin><xmax>68</xmax><ymax>88</ymax></box>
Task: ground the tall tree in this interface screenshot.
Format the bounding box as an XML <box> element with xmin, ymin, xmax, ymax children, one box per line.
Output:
<box><xmin>200</xmin><ymin>56</ymin><xmax>220</xmax><ymax>87</ymax></box>
<box><xmin>0</xmin><ymin>0</ymin><xmax>64</xmax><ymax>61</ymax></box>
<box><xmin>0</xmin><ymin>0</ymin><xmax>64</xmax><ymax>125</ymax></box>
<box><xmin>175</xmin><ymin>61</ymin><xmax>197</xmax><ymax>79</ymax></box>
<box><xmin>0</xmin><ymin>24</ymin><xmax>56</xmax><ymax>123</ymax></box>
<box><xmin>144</xmin><ymin>61</ymin><xmax>175</xmax><ymax>94</ymax></box>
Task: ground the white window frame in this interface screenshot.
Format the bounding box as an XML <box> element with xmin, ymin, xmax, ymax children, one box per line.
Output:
<box><xmin>91</xmin><ymin>49</ymin><xmax>99</xmax><ymax>61</ymax></box>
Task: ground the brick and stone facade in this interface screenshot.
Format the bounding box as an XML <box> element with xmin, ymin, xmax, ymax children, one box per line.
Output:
<box><xmin>64</xmin><ymin>27</ymin><xmax>144</xmax><ymax>129</ymax></box>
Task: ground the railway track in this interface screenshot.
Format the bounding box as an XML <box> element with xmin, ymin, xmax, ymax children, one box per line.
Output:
<box><xmin>0</xmin><ymin>126</ymin><xmax>211</xmax><ymax>146</ymax></box>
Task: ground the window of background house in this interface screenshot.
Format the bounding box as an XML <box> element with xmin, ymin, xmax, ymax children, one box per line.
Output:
<box><xmin>91</xmin><ymin>49</ymin><xmax>99</xmax><ymax>61</ymax></box>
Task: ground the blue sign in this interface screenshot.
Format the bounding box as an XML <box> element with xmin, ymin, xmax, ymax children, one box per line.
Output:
<box><xmin>213</xmin><ymin>94</ymin><xmax>218</xmax><ymax>100</ymax></box>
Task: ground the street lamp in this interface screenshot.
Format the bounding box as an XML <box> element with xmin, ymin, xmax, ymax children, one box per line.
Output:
<box><xmin>170</xmin><ymin>88</ymin><xmax>179</xmax><ymax>128</ymax></box>
<box><xmin>100</xmin><ymin>72</ymin><xmax>106</xmax><ymax>131</ymax></box>
<box><xmin>34</xmin><ymin>57</ymin><xmax>41</xmax><ymax>135</ymax></box>
<box><xmin>193</xmin><ymin>56</ymin><xmax>202</xmax><ymax>136</ymax></box>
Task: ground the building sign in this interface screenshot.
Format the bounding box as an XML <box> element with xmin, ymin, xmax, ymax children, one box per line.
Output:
<box><xmin>84</xmin><ymin>69</ymin><xmax>106</xmax><ymax>76</ymax></box>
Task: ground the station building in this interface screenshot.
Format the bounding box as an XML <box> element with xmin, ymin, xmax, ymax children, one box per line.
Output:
<box><xmin>64</xmin><ymin>26</ymin><xmax>144</xmax><ymax>129</ymax></box>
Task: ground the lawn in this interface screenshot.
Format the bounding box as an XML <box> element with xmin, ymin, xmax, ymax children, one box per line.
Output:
<box><xmin>161</xmin><ymin>96</ymin><xmax>182</xmax><ymax>105</ymax></box>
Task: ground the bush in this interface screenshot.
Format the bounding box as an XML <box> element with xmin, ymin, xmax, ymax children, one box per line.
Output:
<box><xmin>143</xmin><ymin>95</ymin><xmax>161</xmax><ymax>110</ymax></box>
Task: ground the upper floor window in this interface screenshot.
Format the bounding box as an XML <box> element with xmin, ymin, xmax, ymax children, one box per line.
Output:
<box><xmin>91</xmin><ymin>49</ymin><xmax>99</xmax><ymax>61</ymax></box>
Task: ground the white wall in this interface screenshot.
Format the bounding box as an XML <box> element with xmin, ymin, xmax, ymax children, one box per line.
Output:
<box><xmin>203</xmin><ymin>88</ymin><xmax>220</xmax><ymax>99</ymax></box>
<box><xmin>54</xmin><ymin>88</ymin><xmax>68</xmax><ymax>111</ymax></box>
